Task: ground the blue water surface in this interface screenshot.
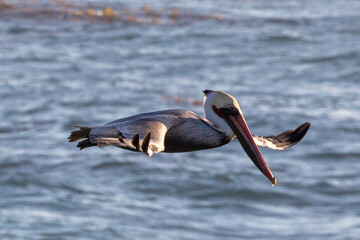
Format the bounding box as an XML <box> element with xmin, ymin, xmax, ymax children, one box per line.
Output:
<box><xmin>1</xmin><ymin>0</ymin><xmax>360</xmax><ymax>239</ymax></box>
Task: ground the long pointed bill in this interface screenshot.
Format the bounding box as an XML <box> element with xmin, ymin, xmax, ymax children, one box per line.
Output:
<box><xmin>224</xmin><ymin>112</ymin><xmax>277</xmax><ymax>186</ymax></box>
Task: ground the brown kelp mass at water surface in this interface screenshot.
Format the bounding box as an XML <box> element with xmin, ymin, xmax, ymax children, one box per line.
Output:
<box><xmin>0</xmin><ymin>0</ymin><xmax>224</xmax><ymax>25</ymax></box>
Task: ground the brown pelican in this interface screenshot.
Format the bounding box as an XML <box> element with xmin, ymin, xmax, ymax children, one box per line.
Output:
<box><xmin>68</xmin><ymin>90</ymin><xmax>310</xmax><ymax>185</ymax></box>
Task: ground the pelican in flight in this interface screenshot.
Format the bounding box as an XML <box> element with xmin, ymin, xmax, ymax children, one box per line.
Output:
<box><xmin>68</xmin><ymin>90</ymin><xmax>310</xmax><ymax>185</ymax></box>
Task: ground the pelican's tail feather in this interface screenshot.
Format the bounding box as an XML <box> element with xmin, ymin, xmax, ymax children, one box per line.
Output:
<box><xmin>68</xmin><ymin>126</ymin><xmax>97</xmax><ymax>150</ymax></box>
<box><xmin>68</xmin><ymin>126</ymin><xmax>92</xmax><ymax>142</ymax></box>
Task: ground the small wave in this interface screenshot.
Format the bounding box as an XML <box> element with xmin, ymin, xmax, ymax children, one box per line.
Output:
<box><xmin>0</xmin><ymin>159</ymin><xmax>33</xmax><ymax>169</ymax></box>
<box><xmin>11</xmin><ymin>54</ymin><xmax>58</xmax><ymax>63</ymax></box>
<box><xmin>7</xmin><ymin>26</ymin><xmax>30</xmax><ymax>34</ymax></box>
<box><xmin>265</xmin><ymin>17</ymin><xmax>300</xmax><ymax>26</ymax></box>
<box><xmin>1</xmin><ymin>171</ymin><xmax>92</xmax><ymax>195</ymax></box>
<box><xmin>59</xmin><ymin>182</ymin><xmax>87</xmax><ymax>194</ymax></box>
<box><xmin>301</xmin><ymin>51</ymin><xmax>359</xmax><ymax>63</ymax></box>
<box><xmin>305</xmin><ymin>152</ymin><xmax>360</xmax><ymax>160</ymax></box>
<box><xmin>91</xmin><ymin>160</ymin><xmax>136</xmax><ymax>170</ymax></box>
<box><xmin>261</xmin><ymin>31</ymin><xmax>315</xmax><ymax>43</ymax></box>
<box><xmin>1</xmin><ymin>173</ymin><xmax>44</xmax><ymax>188</ymax></box>
<box><xmin>0</xmin><ymin>126</ymin><xmax>12</xmax><ymax>134</ymax></box>
<box><xmin>0</xmin><ymin>119</ymin><xmax>57</xmax><ymax>134</ymax></box>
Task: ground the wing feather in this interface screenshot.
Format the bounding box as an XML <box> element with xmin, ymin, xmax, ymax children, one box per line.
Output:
<box><xmin>253</xmin><ymin>122</ymin><xmax>310</xmax><ymax>150</ymax></box>
<box><xmin>90</xmin><ymin>118</ymin><xmax>167</xmax><ymax>156</ymax></box>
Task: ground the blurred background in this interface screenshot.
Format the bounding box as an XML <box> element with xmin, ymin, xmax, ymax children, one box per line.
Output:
<box><xmin>1</xmin><ymin>0</ymin><xmax>360</xmax><ymax>239</ymax></box>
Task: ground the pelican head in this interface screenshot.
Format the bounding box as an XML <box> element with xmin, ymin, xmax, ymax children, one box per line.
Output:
<box><xmin>203</xmin><ymin>89</ymin><xmax>276</xmax><ymax>185</ymax></box>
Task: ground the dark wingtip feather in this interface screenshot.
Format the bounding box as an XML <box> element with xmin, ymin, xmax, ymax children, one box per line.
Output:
<box><xmin>77</xmin><ymin>139</ymin><xmax>96</xmax><ymax>150</ymax></box>
<box><xmin>281</xmin><ymin>122</ymin><xmax>310</xmax><ymax>148</ymax></box>
<box><xmin>132</xmin><ymin>134</ymin><xmax>140</xmax><ymax>151</ymax></box>
<box><xmin>263</xmin><ymin>122</ymin><xmax>311</xmax><ymax>150</ymax></box>
<box><xmin>141</xmin><ymin>132</ymin><xmax>151</xmax><ymax>153</ymax></box>
<box><xmin>292</xmin><ymin>122</ymin><xmax>311</xmax><ymax>143</ymax></box>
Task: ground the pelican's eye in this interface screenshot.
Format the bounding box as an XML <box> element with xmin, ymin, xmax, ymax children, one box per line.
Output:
<box><xmin>228</xmin><ymin>105</ymin><xmax>239</xmax><ymax>116</ymax></box>
<box><xmin>218</xmin><ymin>106</ymin><xmax>239</xmax><ymax>117</ymax></box>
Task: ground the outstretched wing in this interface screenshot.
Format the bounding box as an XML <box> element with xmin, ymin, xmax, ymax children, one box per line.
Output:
<box><xmin>90</xmin><ymin>118</ymin><xmax>168</xmax><ymax>157</ymax></box>
<box><xmin>253</xmin><ymin>122</ymin><xmax>310</xmax><ymax>150</ymax></box>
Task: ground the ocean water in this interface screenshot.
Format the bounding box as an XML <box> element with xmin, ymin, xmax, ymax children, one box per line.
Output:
<box><xmin>1</xmin><ymin>0</ymin><xmax>360</xmax><ymax>239</ymax></box>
